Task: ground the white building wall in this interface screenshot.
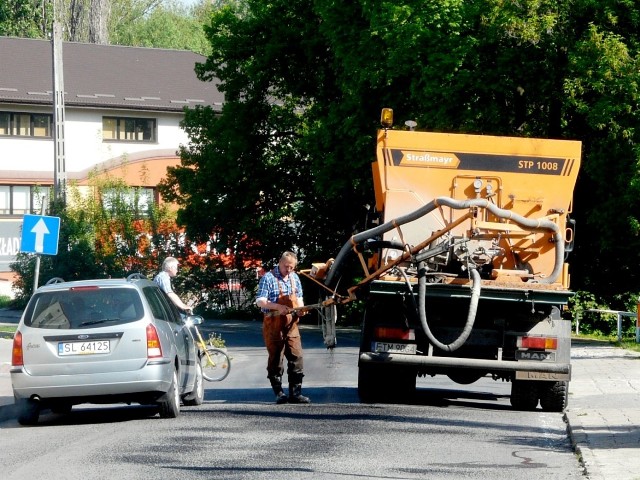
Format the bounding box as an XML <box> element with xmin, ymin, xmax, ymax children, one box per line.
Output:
<box><xmin>2</xmin><ymin>106</ymin><xmax>189</xmax><ymax>175</ymax></box>
<box><xmin>63</xmin><ymin>111</ymin><xmax>103</xmax><ymax>172</ymax></box>
<box><xmin>2</xmin><ymin>137</ymin><xmax>52</xmax><ymax>172</ymax></box>
<box><xmin>0</xmin><ymin>104</ymin><xmax>192</xmax><ymax>283</ymax></box>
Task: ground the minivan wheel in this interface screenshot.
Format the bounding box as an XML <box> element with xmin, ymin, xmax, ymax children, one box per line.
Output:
<box><xmin>158</xmin><ymin>370</ymin><xmax>180</xmax><ymax>418</ymax></box>
<box><xmin>17</xmin><ymin>398</ymin><xmax>40</xmax><ymax>426</ymax></box>
<box><xmin>183</xmin><ymin>362</ymin><xmax>204</xmax><ymax>406</ymax></box>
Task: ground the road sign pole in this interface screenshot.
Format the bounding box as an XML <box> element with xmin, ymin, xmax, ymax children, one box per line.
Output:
<box><xmin>637</xmin><ymin>303</ymin><xmax>640</xmax><ymax>344</ymax></box>
<box><xmin>33</xmin><ymin>255</ymin><xmax>41</xmax><ymax>293</ymax></box>
<box><xmin>34</xmin><ymin>202</ymin><xmax>45</xmax><ymax>292</ymax></box>
<box><xmin>52</xmin><ymin>3</ymin><xmax>67</xmax><ymax>203</ymax></box>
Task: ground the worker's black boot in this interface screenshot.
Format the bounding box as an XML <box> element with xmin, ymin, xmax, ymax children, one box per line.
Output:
<box><xmin>288</xmin><ymin>383</ymin><xmax>310</xmax><ymax>404</ymax></box>
<box><xmin>269</xmin><ymin>376</ymin><xmax>288</xmax><ymax>404</ymax></box>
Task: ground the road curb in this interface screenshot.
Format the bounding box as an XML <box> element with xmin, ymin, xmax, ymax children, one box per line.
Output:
<box><xmin>564</xmin><ymin>411</ymin><xmax>604</xmax><ymax>480</ymax></box>
<box><xmin>564</xmin><ymin>413</ymin><xmax>588</xmax><ymax>477</ymax></box>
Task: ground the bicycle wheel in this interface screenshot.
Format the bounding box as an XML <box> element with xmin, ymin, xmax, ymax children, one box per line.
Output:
<box><xmin>200</xmin><ymin>347</ymin><xmax>231</xmax><ymax>382</ymax></box>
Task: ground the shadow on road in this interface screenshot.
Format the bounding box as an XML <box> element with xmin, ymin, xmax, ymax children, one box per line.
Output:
<box><xmin>206</xmin><ymin>385</ymin><xmax>511</xmax><ymax>411</ymax></box>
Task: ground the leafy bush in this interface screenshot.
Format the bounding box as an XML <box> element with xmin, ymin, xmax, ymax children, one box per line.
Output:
<box><xmin>10</xmin><ymin>178</ymin><xmax>259</xmax><ymax>316</ymax></box>
<box><xmin>207</xmin><ymin>332</ymin><xmax>226</xmax><ymax>349</ymax></box>
<box><xmin>569</xmin><ymin>290</ymin><xmax>638</xmax><ymax>338</ymax></box>
<box><xmin>0</xmin><ymin>295</ymin><xmax>12</xmax><ymax>308</ymax></box>
<box><xmin>339</xmin><ymin>299</ymin><xmax>365</xmax><ymax>327</ymax></box>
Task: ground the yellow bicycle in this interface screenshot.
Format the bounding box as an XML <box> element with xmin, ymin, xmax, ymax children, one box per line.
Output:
<box><xmin>188</xmin><ymin>317</ymin><xmax>231</xmax><ymax>382</ymax></box>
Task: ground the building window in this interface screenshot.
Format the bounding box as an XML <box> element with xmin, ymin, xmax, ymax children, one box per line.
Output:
<box><xmin>102</xmin><ymin>187</ymin><xmax>155</xmax><ymax>217</ymax></box>
<box><xmin>0</xmin><ymin>185</ymin><xmax>51</xmax><ymax>216</ymax></box>
<box><xmin>0</xmin><ymin>112</ymin><xmax>52</xmax><ymax>138</ymax></box>
<box><xmin>0</xmin><ymin>113</ymin><xmax>9</xmax><ymax>135</ymax></box>
<box><xmin>102</xmin><ymin>117</ymin><xmax>156</xmax><ymax>142</ymax></box>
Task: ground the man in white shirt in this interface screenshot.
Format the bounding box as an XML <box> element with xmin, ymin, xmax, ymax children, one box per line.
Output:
<box><xmin>154</xmin><ymin>256</ymin><xmax>192</xmax><ymax>314</ymax></box>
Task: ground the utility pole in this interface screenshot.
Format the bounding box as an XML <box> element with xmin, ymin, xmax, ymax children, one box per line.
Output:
<box><xmin>52</xmin><ymin>0</ymin><xmax>67</xmax><ymax>204</ymax></box>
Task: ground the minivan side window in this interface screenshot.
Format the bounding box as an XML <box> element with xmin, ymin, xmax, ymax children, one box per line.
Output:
<box><xmin>156</xmin><ymin>289</ymin><xmax>183</xmax><ymax>325</ymax></box>
<box><xmin>143</xmin><ymin>286</ymin><xmax>170</xmax><ymax>322</ymax></box>
<box><xmin>144</xmin><ymin>286</ymin><xmax>183</xmax><ymax>324</ymax></box>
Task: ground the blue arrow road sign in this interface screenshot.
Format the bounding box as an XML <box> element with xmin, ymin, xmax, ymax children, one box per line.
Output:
<box><xmin>20</xmin><ymin>214</ymin><xmax>61</xmax><ymax>256</ymax></box>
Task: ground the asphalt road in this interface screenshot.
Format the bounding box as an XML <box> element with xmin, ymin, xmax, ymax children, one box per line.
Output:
<box><xmin>0</xmin><ymin>319</ymin><xmax>584</xmax><ymax>480</ymax></box>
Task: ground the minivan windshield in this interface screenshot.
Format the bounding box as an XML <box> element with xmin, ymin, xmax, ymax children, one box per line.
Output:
<box><xmin>24</xmin><ymin>287</ymin><xmax>145</xmax><ymax>329</ymax></box>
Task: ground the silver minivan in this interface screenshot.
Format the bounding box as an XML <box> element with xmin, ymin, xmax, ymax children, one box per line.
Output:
<box><xmin>10</xmin><ymin>276</ymin><xmax>204</xmax><ymax>425</ymax></box>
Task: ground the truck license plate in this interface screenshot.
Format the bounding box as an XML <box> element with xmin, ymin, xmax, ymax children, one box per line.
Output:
<box><xmin>373</xmin><ymin>342</ymin><xmax>417</xmax><ymax>354</ymax></box>
<box><xmin>58</xmin><ymin>341</ymin><xmax>110</xmax><ymax>356</ymax></box>
<box><xmin>515</xmin><ymin>371</ymin><xmax>570</xmax><ymax>381</ymax></box>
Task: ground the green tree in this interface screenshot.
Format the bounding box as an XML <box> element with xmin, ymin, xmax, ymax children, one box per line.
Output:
<box><xmin>10</xmin><ymin>177</ymin><xmax>253</xmax><ymax>313</ymax></box>
<box><xmin>110</xmin><ymin>0</ymin><xmax>212</xmax><ymax>54</ymax></box>
<box><xmin>0</xmin><ymin>0</ymin><xmax>48</xmax><ymax>37</ymax></box>
<box><xmin>36</xmin><ymin>0</ymin><xmax>214</xmax><ymax>53</ymax></box>
<box><xmin>562</xmin><ymin>14</ymin><xmax>640</xmax><ymax>297</ymax></box>
<box><xmin>10</xmin><ymin>194</ymin><xmax>103</xmax><ymax>305</ymax></box>
<box><xmin>159</xmin><ymin>0</ymin><xmax>569</xmax><ymax>263</ymax></box>
<box><xmin>10</xmin><ymin>178</ymin><xmax>172</xmax><ymax>303</ymax></box>
<box><xmin>160</xmin><ymin>0</ymin><xmax>640</xmax><ymax>307</ymax></box>
<box><xmin>160</xmin><ymin>0</ymin><xmax>374</xmax><ymax>269</ymax></box>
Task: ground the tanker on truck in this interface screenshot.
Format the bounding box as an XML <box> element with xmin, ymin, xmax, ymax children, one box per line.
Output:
<box><xmin>308</xmin><ymin>109</ymin><xmax>582</xmax><ymax>411</ymax></box>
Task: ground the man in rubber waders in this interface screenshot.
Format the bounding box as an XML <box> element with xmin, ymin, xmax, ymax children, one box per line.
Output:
<box><xmin>256</xmin><ymin>251</ymin><xmax>310</xmax><ymax>404</ymax></box>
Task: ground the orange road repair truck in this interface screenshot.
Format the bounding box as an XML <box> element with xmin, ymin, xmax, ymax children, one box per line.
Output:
<box><xmin>308</xmin><ymin>109</ymin><xmax>582</xmax><ymax>411</ymax></box>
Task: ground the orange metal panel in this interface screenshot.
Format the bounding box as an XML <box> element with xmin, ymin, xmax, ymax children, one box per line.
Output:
<box><xmin>374</xmin><ymin>129</ymin><xmax>581</xmax><ymax>287</ymax></box>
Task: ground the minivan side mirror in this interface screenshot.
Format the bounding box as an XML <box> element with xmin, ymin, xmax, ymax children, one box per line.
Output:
<box><xmin>183</xmin><ymin>315</ymin><xmax>203</xmax><ymax>326</ymax></box>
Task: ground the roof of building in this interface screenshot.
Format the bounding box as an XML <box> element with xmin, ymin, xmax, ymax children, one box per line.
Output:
<box><xmin>0</xmin><ymin>36</ymin><xmax>224</xmax><ymax>113</ymax></box>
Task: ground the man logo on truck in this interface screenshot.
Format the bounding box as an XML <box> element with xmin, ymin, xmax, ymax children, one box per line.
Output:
<box><xmin>517</xmin><ymin>351</ymin><xmax>556</xmax><ymax>361</ymax></box>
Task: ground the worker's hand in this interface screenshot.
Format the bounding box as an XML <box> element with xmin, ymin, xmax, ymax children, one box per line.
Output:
<box><xmin>184</xmin><ymin>307</ymin><xmax>193</xmax><ymax>315</ymax></box>
<box><xmin>296</xmin><ymin>306</ymin><xmax>308</xmax><ymax>316</ymax></box>
<box><xmin>275</xmin><ymin>304</ymin><xmax>290</xmax><ymax>315</ymax></box>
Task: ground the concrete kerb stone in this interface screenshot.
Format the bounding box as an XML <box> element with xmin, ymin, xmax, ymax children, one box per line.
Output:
<box><xmin>563</xmin><ymin>339</ymin><xmax>640</xmax><ymax>480</ymax></box>
<box><xmin>565</xmin><ymin>417</ymin><xmax>603</xmax><ymax>479</ymax></box>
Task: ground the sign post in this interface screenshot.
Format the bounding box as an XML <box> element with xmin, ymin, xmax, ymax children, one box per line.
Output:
<box><xmin>637</xmin><ymin>303</ymin><xmax>640</xmax><ymax>344</ymax></box>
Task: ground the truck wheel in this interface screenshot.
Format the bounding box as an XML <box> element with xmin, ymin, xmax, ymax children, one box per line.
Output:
<box><xmin>393</xmin><ymin>369</ymin><xmax>417</xmax><ymax>403</ymax></box>
<box><xmin>447</xmin><ymin>371</ymin><xmax>485</xmax><ymax>385</ymax></box>
<box><xmin>539</xmin><ymin>381</ymin><xmax>568</xmax><ymax>412</ymax></box>
<box><xmin>510</xmin><ymin>380</ymin><xmax>539</xmax><ymax>410</ymax></box>
<box><xmin>358</xmin><ymin>365</ymin><xmax>416</xmax><ymax>403</ymax></box>
<box><xmin>358</xmin><ymin>365</ymin><xmax>378</xmax><ymax>403</ymax></box>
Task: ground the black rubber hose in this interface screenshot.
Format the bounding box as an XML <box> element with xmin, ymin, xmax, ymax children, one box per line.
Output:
<box><xmin>357</xmin><ymin>239</ymin><xmax>407</xmax><ymax>253</ymax></box>
<box><xmin>417</xmin><ymin>261</ymin><xmax>481</xmax><ymax>352</ymax></box>
<box><xmin>325</xmin><ymin>196</ymin><xmax>563</xmax><ymax>287</ymax></box>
